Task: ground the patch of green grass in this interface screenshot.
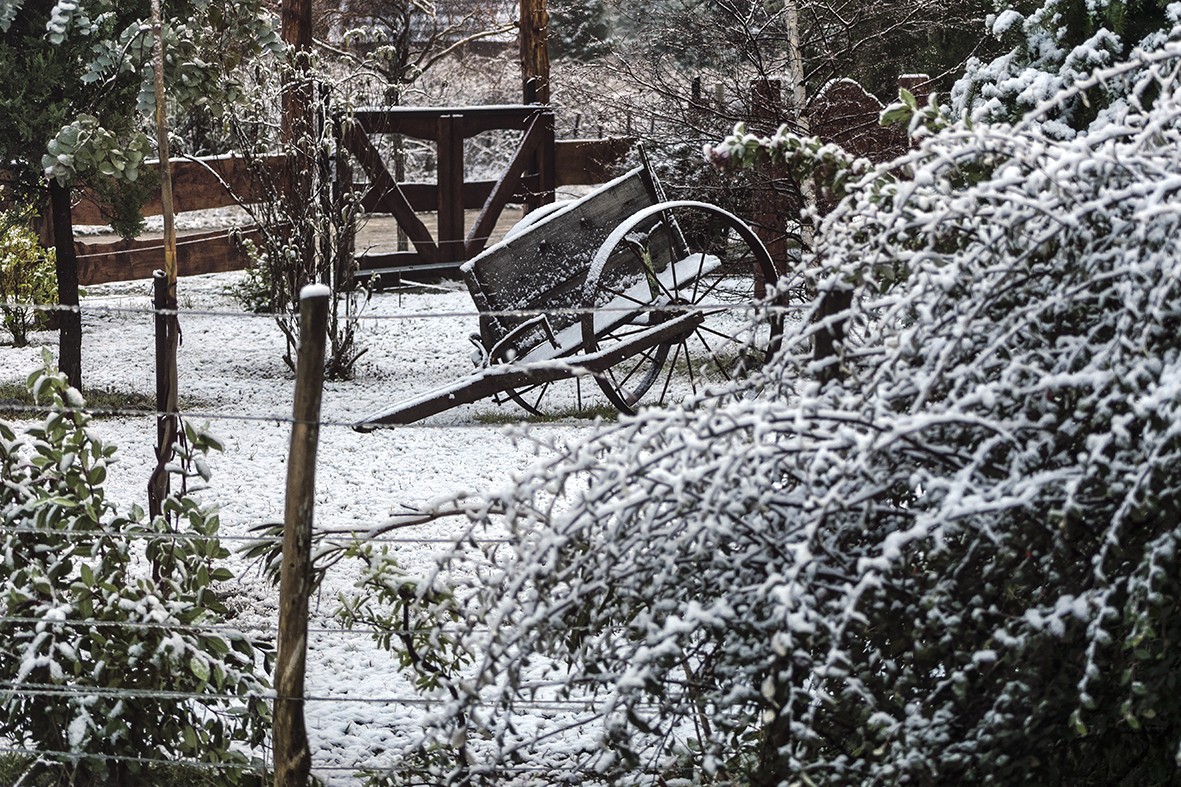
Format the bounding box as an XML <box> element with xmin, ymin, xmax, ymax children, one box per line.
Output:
<box><xmin>474</xmin><ymin>402</ymin><xmax>619</xmax><ymax>425</ymax></box>
<box><xmin>0</xmin><ymin>381</ymin><xmax>206</xmax><ymax>421</ymax></box>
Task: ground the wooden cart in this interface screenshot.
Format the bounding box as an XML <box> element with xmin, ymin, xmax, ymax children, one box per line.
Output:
<box><xmin>355</xmin><ymin>162</ymin><xmax>782</xmax><ymax>429</ymax></box>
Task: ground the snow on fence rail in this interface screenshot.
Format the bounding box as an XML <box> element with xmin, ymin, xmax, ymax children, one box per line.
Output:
<box><xmin>0</xmin><ymin>284</ymin><xmax>801</xmax><ymax>784</ymax></box>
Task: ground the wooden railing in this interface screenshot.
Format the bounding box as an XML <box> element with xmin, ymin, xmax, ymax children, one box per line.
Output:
<box><xmin>6</xmin><ymin>112</ymin><xmax>634</xmax><ymax>286</ymax></box>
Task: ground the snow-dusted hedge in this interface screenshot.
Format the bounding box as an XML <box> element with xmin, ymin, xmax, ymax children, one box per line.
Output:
<box><xmin>374</xmin><ymin>38</ymin><xmax>1181</xmax><ymax>786</ymax></box>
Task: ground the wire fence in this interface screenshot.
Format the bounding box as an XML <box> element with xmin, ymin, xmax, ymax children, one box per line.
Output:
<box><xmin>0</xmin><ymin>277</ymin><xmax>805</xmax><ymax>784</ymax></box>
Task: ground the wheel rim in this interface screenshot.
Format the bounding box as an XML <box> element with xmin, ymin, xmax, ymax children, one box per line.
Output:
<box><xmin>582</xmin><ymin>202</ymin><xmax>782</xmax><ymax>415</ymax></box>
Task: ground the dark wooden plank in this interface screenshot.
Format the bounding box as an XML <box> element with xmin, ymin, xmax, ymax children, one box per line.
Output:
<box><xmin>353</xmin><ymin>106</ymin><xmax>544</xmax><ymax>139</ymax></box>
<box><xmin>75</xmin><ymin>226</ymin><xmax>263</xmax><ymax>285</ymax></box>
<box><xmin>436</xmin><ymin>114</ymin><xmax>465</xmax><ymax>264</ymax></box>
<box><xmin>466</xmin><ymin>111</ymin><xmax>548</xmax><ymax>258</ymax></box>
<box><xmin>532</xmin><ymin>110</ymin><xmax>556</xmax><ymax>214</ymax></box>
<box><xmin>72</xmin><ymin>155</ymin><xmax>284</xmax><ymax>224</ymax></box>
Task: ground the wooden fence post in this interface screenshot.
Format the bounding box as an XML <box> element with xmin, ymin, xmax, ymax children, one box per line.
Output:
<box><xmin>519</xmin><ymin>0</ymin><xmax>550</xmax><ymax>105</ymax></box>
<box><xmin>273</xmin><ymin>285</ymin><xmax>329</xmax><ymax>787</ymax></box>
<box><xmin>749</xmin><ymin>78</ymin><xmax>791</xmax><ymax>283</ymax></box>
<box><xmin>148</xmin><ymin>271</ymin><xmax>179</xmax><ymax>518</ymax></box>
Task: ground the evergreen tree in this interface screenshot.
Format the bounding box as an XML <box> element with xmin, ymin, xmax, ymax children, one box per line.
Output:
<box><xmin>0</xmin><ymin>0</ymin><xmax>280</xmax><ymax>388</ymax></box>
<box><xmin>952</xmin><ymin>0</ymin><xmax>1177</xmax><ymax>135</ymax></box>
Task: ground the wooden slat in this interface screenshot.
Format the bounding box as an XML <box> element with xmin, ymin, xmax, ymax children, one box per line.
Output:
<box><xmin>75</xmin><ymin>226</ymin><xmax>263</xmax><ymax>285</ymax></box>
<box><xmin>436</xmin><ymin>114</ymin><xmax>465</xmax><ymax>264</ymax></box>
<box><xmin>353</xmin><ymin>106</ymin><xmax>544</xmax><ymax>139</ymax></box>
<box><xmin>72</xmin><ymin>155</ymin><xmax>284</xmax><ymax>224</ymax></box>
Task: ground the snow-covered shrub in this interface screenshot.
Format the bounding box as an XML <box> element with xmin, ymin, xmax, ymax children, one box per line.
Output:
<box><xmin>0</xmin><ymin>216</ymin><xmax>56</xmax><ymax>346</ymax></box>
<box><xmin>367</xmin><ymin>36</ymin><xmax>1181</xmax><ymax>786</ymax></box>
<box><xmin>0</xmin><ymin>360</ymin><xmax>271</xmax><ymax>785</ymax></box>
<box><xmin>952</xmin><ymin>0</ymin><xmax>1179</xmax><ymax>137</ymax></box>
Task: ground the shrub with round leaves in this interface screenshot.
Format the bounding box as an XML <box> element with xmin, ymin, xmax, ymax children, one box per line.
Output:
<box><xmin>0</xmin><ymin>216</ymin><xmax>56</xmax><ymax>346</ymax></box>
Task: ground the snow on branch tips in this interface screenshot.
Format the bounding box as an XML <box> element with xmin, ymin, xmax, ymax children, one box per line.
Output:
<box><xmin>353</xmin><ymin>36</ymin><xmax>1181</xmax><ymax>787</ymax></box>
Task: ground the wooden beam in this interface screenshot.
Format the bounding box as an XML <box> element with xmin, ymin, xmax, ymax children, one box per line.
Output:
<box><xmin>353</xmin><ymin>106</ymin><xmax>540</xmax><ymax>138</ymax></box>
<box><xmin>436</xmin><ymin>114</ymin><xmax>465</xmax><ymax>264</ymax></box>
<box><xmin>519</xmin><ymin>0</ymin><xmax>550</xmax><ymax>104</ymax></box>
<box><xmin>75</xmin><ymin>227</ymin><xmax>262</xmax><ymax>285</ymax></box>
<box><xmin>71</xmin><ymin>155</ymin><xmax>285</xmax><ymax>224</ymax></box>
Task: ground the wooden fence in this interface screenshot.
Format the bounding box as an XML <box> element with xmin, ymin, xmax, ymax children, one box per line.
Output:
<box><xmin>56</xmin><ymin>118</ymin><xmax>634</xmax><ymax>287</ymax></box>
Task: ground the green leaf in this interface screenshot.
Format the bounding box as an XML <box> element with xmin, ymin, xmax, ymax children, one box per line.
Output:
<box><xmin>190</xmin><ymin>655</ymin><xmax>211</xmax><ymax>683</ymax></box>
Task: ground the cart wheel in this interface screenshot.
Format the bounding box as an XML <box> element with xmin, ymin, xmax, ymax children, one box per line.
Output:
<box><xmin>582</xmin><ymin>201</ymin><xmax>782</xmax><ymax>415</ymax></box>
<box><xmin>503</xmin><ymin>375</ymin><xmax>597</xmax><ymax>418</ymax></box>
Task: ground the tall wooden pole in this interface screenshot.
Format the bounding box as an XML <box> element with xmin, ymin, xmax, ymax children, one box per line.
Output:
<box><xmin>282</xmin><ymin>0</ymin><xmax>313</xmax><ymax>142</ymax></box>
<box><xmin>48</xmin><ymin>180</ymin><xmax>81</xmax><ymax>391</ymax></box>
<box><xmin>282</xmin><ymin>0</ymin><xmax>316</xmax><ymax>299</ymax></box>
<box><xmin>149</xmin><ymin>0</ymin><xmax>179</xmax><ymax>518</ymax></box>
<box><xmin>273</xmin><ymin>286</ymin><xmax>329</xmax><ymax>787</ymax></box>
<box><xmin>519</xmin><ymin>0</ymin><xmax>550</xmax><ymax>104</ymax></box>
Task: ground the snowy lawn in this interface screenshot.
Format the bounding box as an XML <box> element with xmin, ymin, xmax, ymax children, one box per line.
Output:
<box><xmin>0</xmin><ymin>271</ymin><xmax>606</xmax><ymax>782</ymax></box>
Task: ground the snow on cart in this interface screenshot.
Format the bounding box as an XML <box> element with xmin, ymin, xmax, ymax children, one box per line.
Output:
<box><xmin>355</xmin><ymin>160</ymin><xmax>783</xmax><ymax>429</ymax></box>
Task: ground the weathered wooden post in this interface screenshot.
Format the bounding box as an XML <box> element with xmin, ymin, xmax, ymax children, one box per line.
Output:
<box><xmin>750</xmin><ymin>78</ymin><xmax>790</xmax><ymax>287</ymax></box>
<box><xmin>281</xmin><ymin>0</ymin><xmax>316</xmax><ymax>299</ymax></box>
<box><xmin>148</xmin><ymin>0</ymin><xmax>179</xmax><ymax>519</ymax></box>
<box><xmin>519</xmin><ymin>0</ymin><xmax>550</xmax><ymax>105</ymax></box>
<box><xmin>273</xmin><ymin>285</ymin><xmax>329</xmax><ymax>787</ymax></box>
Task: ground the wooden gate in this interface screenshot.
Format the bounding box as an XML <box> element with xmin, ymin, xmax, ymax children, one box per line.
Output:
<box><xmin>337</xmin><ymin>105</ymin><xmax>556</xmax><ymax>280</ymax></box>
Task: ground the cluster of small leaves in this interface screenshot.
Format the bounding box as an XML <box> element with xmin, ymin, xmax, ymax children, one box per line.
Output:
<box><xmin>0</xmin><ymin>213</ymin><xmax>56</xmax><ymax>346</ymax></box>
<box><xmin>42</xmin><ymin>113</ymin><xmax>150</xmax><ymax>185</ymax></box>
<box><xmin>378</xmin><ymin>36</ymin><xmax>1181</xmax><ymax>785</ymax></box>
<box><xmin>0</xmin><ymin>358</ymin><xmax>271</xmax><ymax>785</ymax></box>
<box><xmin>226</xmin><ymin>237</ymin><xmax>276</xmax><ymax>314</ymax></box>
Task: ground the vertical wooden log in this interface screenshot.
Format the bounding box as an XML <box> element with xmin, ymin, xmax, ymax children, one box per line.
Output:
<box><xmin>48</xmin><ymin>180</ymin><xmax>81</xmax><ymax>391</ymax></box>
<box><xmin>750</xmin><ymin>79</ymin><xmax>790</xmax><ymax>282</ymax></box>
<box><xmin>282</xmin><ymin>0</ymin><xmax>314</xmax><ymax>144</ymax></box>
<box><xmin>151</xmin><ymin>0</ymin><xmax>177</xmax><ymax>290</ymax></box>
<box><xmin>526</xmin><ymin>110</ymin><xmax>555</xmax><ymax>214</ymax></box>
<box><xmin>436</xmin><ymin>114</ymin><xmax>464</xmax><ymax>264</ymax></box>
<box><xmin>273</xmin><ymin>286</ymin><xmax>329</xmax><ymax>787</ymax></box>
<box><xmin>149</xmin><ymin>0</ymin><xmax>180</xmax><ymax>520</ymax></box>
<box><xmin>282</xmin><ymin>0</ymin><xmax>316</xmax><ymax>292</ymax></box>
<box><xmin>148</xmin><ymin>272</ymin><xmax>179</xmax><ymax>519</ymax></box>
<box><xmin>519</xmin><ymin>0</ymin><xmax>550</xmax><ymax>105</ymax></box>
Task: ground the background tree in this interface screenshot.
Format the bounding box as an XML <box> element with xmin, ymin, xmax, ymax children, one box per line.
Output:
<box><xmin>952</xmin><ymin>0</ymin><xmax>1175</xmax><ymax>135</ymax></box>
<box><xmin>0</xmin><ymin>0</ymin><xmax>280</xmax><ymax>389</ymax></box>
<box><xmin>312</xmin><ymin>0</ymin><xmax>516</xmax><ymax>104</ymax></box>
<box><xmin>547</xmin><ymin>0</ymin><xmax>996</xmax><ymax>260</ymax></box>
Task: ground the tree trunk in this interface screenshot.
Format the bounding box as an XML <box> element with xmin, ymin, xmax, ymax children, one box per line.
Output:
<box><xmin>519</xmin><ymin>0</ymin><xmax>550</xmax><ymax>104</ymax></box>
<box><xmin>48</xmin><ymin>179</ymin><xmax>82</xmax><ymax>390</ymax></box>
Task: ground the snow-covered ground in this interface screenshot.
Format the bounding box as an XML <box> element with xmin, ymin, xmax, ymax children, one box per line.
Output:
<box><xmin>0</xmin><ymin>271</ymin><xmax>605</xmax><ymax>782</ymax></box>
